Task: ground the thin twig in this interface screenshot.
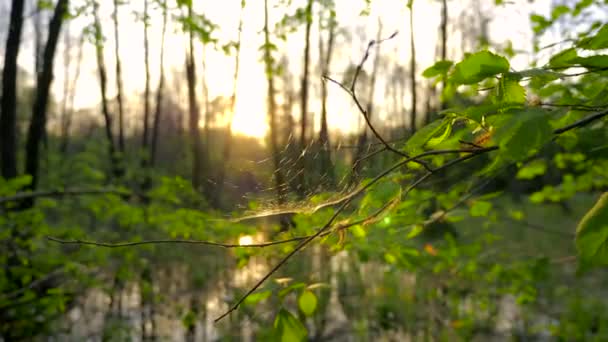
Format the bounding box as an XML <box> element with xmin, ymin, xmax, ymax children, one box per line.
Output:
<box><xmin>214</xmin><ymin>146</ymin><xmax>497</xmax><ymax>322</ymax></box>
<box><xmin>230</xmin><ymin>148</ymin><xmax>496</xmax><ymax>222</ymax></box>
<box><xmin>553</xmin><ymin>108</ymin><xmax>608</xmax><ymax>134</ymax></box>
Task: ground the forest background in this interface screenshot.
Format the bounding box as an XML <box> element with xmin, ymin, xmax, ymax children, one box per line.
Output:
<box><xmin>1</xmin><ymin>0</ymin><xmax>608</xmax><ymax>340</ymax></box>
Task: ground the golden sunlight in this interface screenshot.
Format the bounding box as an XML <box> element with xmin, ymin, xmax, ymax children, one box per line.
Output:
<box><xmin>230</xmin><ymin>92</ymin><xmax>269</xmax><ymax>138</ymax></box>
<box><xmin>238</xmin><ymin>235</ymin><xmax>254</xmax><ymax>246</ymax></box>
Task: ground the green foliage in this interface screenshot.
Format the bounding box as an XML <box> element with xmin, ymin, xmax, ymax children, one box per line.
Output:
<box><xmin>273</xmin><ymin>308</ymin><xmax>308</xmax><ymax>342</ymax></box>
<box><xmin>576</xmin><ymin>192</ymin><xmax>608</xmax><ymax>267</ymax></box>
<box><xmin>450</xmin><ymin>51</ymin><xmax>509</xmax><ymax>85</ymax></box>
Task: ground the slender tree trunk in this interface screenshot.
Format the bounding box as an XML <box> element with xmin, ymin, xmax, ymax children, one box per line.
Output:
<box><xmin>439</xmin><ymin>0</ymin><xmax>448</xmax><ymax>110</ymax></box>
<box><xmin>318</xmin><ymin>6</ymin><xmax>336</xmax><ymax>186</ymax></box>
<box><xmin>408</xmin><ymin>1</ymin><xmax>417</xmax><ymax>133</ymax></box>
<box><xmin>23</xmin><ymin>0</ymin><xmax>69</xmax><ymax>203</ymax></box>
<box><xmin>186</xmin><ymin>5</ymin><xmax>204</xmax><ymax>191</ymax></box>
<box><xmin>113</xmin><ymin>0</ymin><xmax>126</xmax><ymax>153</ymax></box>
<box><xmin>202</xmin><ymin>43</ymin><xmax>210</xmax><ymax>155</ymax></box>
<box><xmin>264</xmin><ymin>0</ymin><xmax>288</xmax><ymax>214</ymax></box>
<box><xmin>93</xmin><ymin>2</ymin><xmax>120</xmax><ymax>178</ymax></box>
<box><xmin>352</xmin><ymin>20</ymin><xmax>382</xmax><ymax>176</ymax></box>
<box><xmin>0</xmin><ymin>0</ymin><xmax>25</xmax><ymax>180</ymax></box>
<box><xmin>60</xmin><ymin>32</ymin><xmax>85</xmax><ymax>154</ymax></box>
<box><xmin>33</xmin><ymin>1</ymin><xmax>43</xmax><ymax>77</ymax></box>
<box><xmin>151</xmin><ymin>0</ymin><xmax>168</xmax><ymax>167</ymax></box>
<box><xmin>60</xmin><ymin>23</ymin><xmax>71</xmax><ymax>152</ymax></box>
<box><xmin>215</xmin><ymin>0</ymin><xmax>245</xmax><ymax>207</ymax></box>
<box><xmin>142</xmin><ymin>0</ymin><xmax>151</xmax><ymax>157</ymax></box>
<box><xmin>297</xmin><ymin>0</ymin><xmax>313</xmax><ymax>197</ymax></box>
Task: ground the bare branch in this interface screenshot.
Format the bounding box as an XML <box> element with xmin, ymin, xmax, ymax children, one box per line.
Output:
<box><xmin>553</xmin><ymin>108</ymin><xmax>608</xmax><ymax>134</ymax></box>
<box><xmin>214</xmin><ymin>146</ymin><xmax>497</xmax><ymax>322</ymax></box>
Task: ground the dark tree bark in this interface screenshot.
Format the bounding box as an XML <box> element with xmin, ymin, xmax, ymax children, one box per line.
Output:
<box><xmin>0</xmin><ymin>0</ymin><xmax>25</xmax><ymax>180</ymax></box>
<box><xmin>113</xmin><ymin>0</ymin><xmax>126</xmax><ymax>153</ymax></box>
<box><xmin>408</xmin><ymin>1</ymin><xmax>417</xmax><ymax>133</ymax></box>
<box><xmin>23</xmin><ymin>0</ymin><xmax>69</xmax><ymax>201</ymax></box>
<box><xmin>297</xmin><ymin>0</ymin><xmax>313</xmax><ymax>197</ymax></box>
<box><xmin>93</xmin><ymin>1</ymin><xmax>120</xmax><ymax>178</ymax></box>
<box><xmin>142</xmin><ymin>0</ymin><xmax>151</xmax><ymax>155</ymax></box>
<box><xmin>150</xmin><ymin>0</ymin><xmax>168</xmax><ymax>167</ymax></box>
<box><xmin>186</xmin><ymin>5</ymin><xmax>204</xmax><ymax>191</ymax></box>
<box><xmin>33</xmin><ymin>0</ymin><xmax>43</xmax><ymax>77</ymax></box>
<box><xmin>264</xmin><ymin>0</ymin><xmax>288</xmax><ymax>209</ymax></box>
<box><xmin>318</xmin><ymin>5</ymin><xmax>336</xmax><ymax>186</ymax></box>
<box><xmin>215</xmin><ymin>0</ymin><xmax>245</xmax><ymax>207</ymax></box>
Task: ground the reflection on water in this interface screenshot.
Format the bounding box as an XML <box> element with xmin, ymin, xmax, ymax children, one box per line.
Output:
<box><xmin>52</xmin><ymin>245</ymin><xmax>558</xmax><ymax>341</ymax></box>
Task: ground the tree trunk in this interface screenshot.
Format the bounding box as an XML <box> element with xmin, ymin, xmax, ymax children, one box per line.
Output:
<box><xmin>439</xmin><ymin>0</ymin><xmax>448</xmax><ymax>110</ymax></box>
<box><xmin>318</xmin><ymin>4</ymin><xmax>336</xmax><ymax>187</ymax></box>
<box><xmin>0</xmin><ymin>0</ymin><xmax>25</xmax><ymax>180</ymax></box>
<box><xmin>93</xmin><ymin>2</ymin><xmax>120</xmax><ymax>178</ymax></box>
<box><xmin>60</xmin><ymin>32</ymin><xmax>85</xmax><ymax>154</ymax></box>
<box><xmin>151</xmin><ymin>0</ymin><xmax>168</xmax><ymax>168</ymax></box>
<box><xmin>215</xmin><ymin>0</ymin><xmax>245</xmax><ymax>207</ymax></box>
<box><xmin>186</xmin><ymin>5</ymin><xmax>204</xmax><ymax>191</ymax></box>
<box><xmin>297</xmin><ymin>0</ymin><xmax>313</xmax><ymax>198</ymax></box>
<box><xmin>264</xmin><ymin>0</ymin><xmax>289</xmax><ymax>225</ymax></box>
<box><xmin>113</xmin><ymin>0</ymin><xmax>126</xmax><ymax>153</ymax></box>
<box><xmin>408</xmin><ymin>1</ymin><xmax>417</xmax><ymax>133</ymax></box>
<box><xmin>142</xmin><ymin>0</ymin><xmax>151</xmax><ymax>157</ymax></box>
<box><xmin>23</xmin><ymin>0</ymin><xmax>69</xmax><ymax>202</ymax></box>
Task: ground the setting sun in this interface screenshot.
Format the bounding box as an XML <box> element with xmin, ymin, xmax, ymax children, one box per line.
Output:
<box><xmin>230</xmin><ymin>91</ymin><xmax>269</xmax><ymax>139</ymax></box>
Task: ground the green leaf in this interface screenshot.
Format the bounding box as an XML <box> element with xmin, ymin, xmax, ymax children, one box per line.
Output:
<box><xmin>516</xmin><ymin>159</ymin><xmax>547</xmax><ymax>179</ymax></box>
<box><xmin>530</xmin><ymin>14</ymin><xmax>551</xmax><ymax>34</ymax></box>
<box><xmin>578</xmin><ymin>24</ymin><xmax>608</xmax><ymax>50</ymax></box>
<box><xmin>572</xmin><ymin>55</ymin><xmax>608</xmax><ymax>69</ymax></box>
<box><xmin>576</xmin><ymin>192</ymin><xmax>608</xmax><ymax>266</ymax></box>
<box><xmin>243</xmin><ymin>290</ymin><xmax>271</xmax><ymax>306</ymax></box>
<box><xmin>407</xmin><ymin>224</ymin><xmax>424</xmax><ymax>239</ymax></box>
<box><xmin>403</xmin><ymin>119</ymin><xmax>450</xmax><ymax>153</ymax></box>
<box><xmin>470</xmin><ymin>200</ymin><xmax>492</xmax><ymax>217</ymax></box>
<box><xmin>278</xmin><ymin>282</ymin><xmax>306</xmax><ymax>299</ymax></box>
<box><xmin>422</xmin><ymin>60</ymin><xmax>453</xmax><ymax>78</ymax></box>
<box><xmin>274</xmin><ymin>308</ymin><xmax>308</xmax><ymax>342</ymax></box>
<box><xmin>548</xmin><ymin>48</ymin><xmax>578</xmax><ymax>68</ymax></box>
<box><xmin>492</xmin><ymin>108</ymin><xmax>553</xmax><ymax>162</ymax></box>
<box><xmin>298</xmin><ymin>290</ymin><xmax>317</xmax><ymax>316</ymax></box>
<box><xmin>450</xmin><ymin>51</ymin><xmax>510</xmax><ymax>85</ymax></box>
<box><xmin>427</xmin><ymin>119</ymin><xmax>454</xmax><ymax>147</ymax></box>
<box><xmin>551</xmin><ymin>5</ymin><xmax>570</xmax><ymax>20</ymax></box>
<box><xmin>495</xmin><ymin>77</ymin><xmax>526</xmax><ymax>105</ymax></box>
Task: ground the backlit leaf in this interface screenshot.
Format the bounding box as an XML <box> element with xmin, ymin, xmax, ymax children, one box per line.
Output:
<box><xmin>298</xmin><ymin>290</ymin><xmax>317</xmax><ymax>316</ymax></box>
<box><xmin>450</xmin><ymin>51</ymin><xmax>509</xmax><ymax>85</ymax></box>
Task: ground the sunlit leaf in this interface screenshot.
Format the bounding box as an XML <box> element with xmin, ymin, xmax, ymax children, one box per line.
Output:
<box><xmin>470</xmin><ymin>201</ymin><xmax>493</xmax><ymax>217</ymax></box>
<box><xmin>422</xmin><ymin>60</ymin><xmax>453</xmax><ymax>78</ymax></box>
<box><xmin>450</xmin><ymin>50</ymin><xmax>509</xmax><ymax>85</ymax></box>
<box><xmin>492</xmin><ymin>108</ymin><xmax>553</xmax><ymax>162</ymax></box>
<box><xmin>548</xmin><ymin>48</ymin><xmax>578</xmax><ymax>68</ymax></box>
<box><xmin>243</xmin><ymin>290</ymin><xmax>271</xmax><ymax>306</ymax></box>
<box><xmin>298</xmin><ymin>290</ymin><xmax>317</xmax><ymax>316</ymax></box>
<box><xmin>273</xmin><ymin>308</ymin><xmax>308</xmax><ymax>342</ymax></box>
<box><xmin>427</xmin><ymin>119</ymin><xmax>454</xmax><ymax>147</ymax></box>
<box><xmin>517</xmin><ymin>159</ymin><xmax>547</xmax><ymax>179</ymax></box>
<box><xmin>578</xmin><ymin>24</ymin><xmax>608</xmax><ymax>50</ymax></box>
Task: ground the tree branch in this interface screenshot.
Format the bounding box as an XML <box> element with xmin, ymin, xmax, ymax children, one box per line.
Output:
<box><xmin>214</xmin><ymin>146</ymin><xmax>497</xmax><ymax>322</ymax></box>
